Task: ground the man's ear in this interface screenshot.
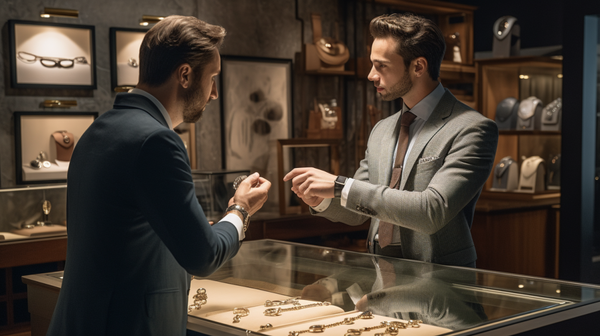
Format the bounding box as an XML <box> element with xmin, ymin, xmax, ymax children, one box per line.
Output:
<box><xmin>413</xmin><ymin>57</ymin><xmax>428</xmax><ymax>78</ymax></box>
<box><xmin>177</xmin><ymin>63</ymin><xmax>193</xmax><ymax>89</ymax></box>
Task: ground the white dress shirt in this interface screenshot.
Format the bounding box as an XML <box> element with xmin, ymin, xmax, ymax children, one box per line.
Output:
<box><xmin>127</xmin><ymin>88</ymin><xmax>246</xmax><ymax>240</ymax></box>
<box><xmin>313</xmin><ymin>83</ymin><xmax>445</xmax><ymax>213</ymax></box>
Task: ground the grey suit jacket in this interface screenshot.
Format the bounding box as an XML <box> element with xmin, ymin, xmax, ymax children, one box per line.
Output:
<box><xmin>315</xmin><ymin>89</ymin><xmax>498</xmax><ymax>266</ymax></box>
<box><xmin>47</xmin><ymin>93</ymin><xmax>240</xmax><ymax>336</ymax></box>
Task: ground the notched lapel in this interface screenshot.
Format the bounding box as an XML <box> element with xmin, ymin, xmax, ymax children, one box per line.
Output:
<box><xmin>400</xmin><ymin>90</ymin><xmax>455</xmax><ymax>190</ymax></box>
<box><xmin>379</xmin><ymin>112</ymin><xmax>402</xmax><ymax>185</ymax></box>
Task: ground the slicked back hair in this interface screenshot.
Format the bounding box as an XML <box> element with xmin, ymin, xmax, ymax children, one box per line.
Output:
<box><xmin>139</xmin><ymin>15</ymin><xmax>225</xmax><ymax>86</ymax></box>
<box><xmin>370</xmin><ymin>13</ymin><xmax>445</xmax><ymax>80</ymax></box>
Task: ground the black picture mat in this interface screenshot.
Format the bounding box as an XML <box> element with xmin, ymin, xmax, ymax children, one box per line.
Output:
<box><xmin>8</xmin><ymin>20</ymin><xmax>97</xmax><ymax>90</ymax></box>
<box><xmin>14</xmin><ymin>111</ymin><xmax>98</xmax><ymax>185</ymax></box>
<box><xmin>109</xmin><ymin>27</ymin><xmax>148</xmax><ymax>91</ymax></box>
<box><xmin>218</xmin><ymin>55</ymin><xmax>294</xmax><ymax>169</ymax></box>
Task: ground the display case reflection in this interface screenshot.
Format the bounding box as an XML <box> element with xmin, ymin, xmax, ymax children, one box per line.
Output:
<box><xmin>191</xmin><ymin>170</ymin><xmax>250</xmax><ymax>222</ymax></box>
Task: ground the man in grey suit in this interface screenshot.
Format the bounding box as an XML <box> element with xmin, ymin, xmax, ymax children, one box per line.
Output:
<box><xmin>285</xmin><ymin>13</ymin><xmax>497</xmax><ymax>267</ymax></box>
<box><xmin>47</xmin><ymin>16</ymin><xmax>270</xmax><ymax>336</ymax></box>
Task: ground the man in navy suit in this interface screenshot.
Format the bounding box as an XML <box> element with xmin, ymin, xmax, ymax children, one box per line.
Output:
<box><xmin>47</xmin><ymin>16</ymin><xmax>271</xmax><ymax>336</ymax></box>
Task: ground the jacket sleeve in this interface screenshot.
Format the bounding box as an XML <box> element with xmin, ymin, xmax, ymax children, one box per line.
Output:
<box><xmin>132</xmin><ymin>128</ymin><xmax>240</xmax><ymax>276</ymax></box>
<box><xmin>346</xmin><ymin>115</ymin><xmax>498</xmax><ymax>235</ymax></box>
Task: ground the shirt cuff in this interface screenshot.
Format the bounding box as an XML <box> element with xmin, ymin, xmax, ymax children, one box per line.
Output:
<box><xmin>219</xmin><ymin>213</ymin><xmax>245</xmax><ymax>241</ymax></box>
<box><xmin>340</xmin><ymin>178</ymin><xmax>354</xmax><ymax>207</ymax></box>
<box><xmin>311</xmin><ymin>197</ymin><xmax>332</xmax><ymax>212</ymax></box>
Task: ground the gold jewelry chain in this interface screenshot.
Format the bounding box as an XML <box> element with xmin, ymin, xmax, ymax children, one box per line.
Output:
<box><xmin>264</xmin><ymin>301</ymin><xmax>330</xmax><ymax>316</ymax></box>
<box><xmin>288</xmin><ymin>311</ymin><xmax>374</xmax><ymax>336</ymax></box>
<box><xmin>346</xmin><ymin>319</ymin><xmax>422</xmax><ymax>336</ymax></box>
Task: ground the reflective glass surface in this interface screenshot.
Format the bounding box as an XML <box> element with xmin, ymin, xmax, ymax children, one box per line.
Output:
<box><xmin>196</xmin><ymin>240</ymin><xmax>600</xmax><ymax>334</ymax></box>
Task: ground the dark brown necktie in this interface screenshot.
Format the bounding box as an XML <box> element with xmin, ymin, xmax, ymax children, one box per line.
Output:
<box><xmin>378</xmin><ymin>111</ymin><xmax>417</xmax><ymax>248</ymax></box>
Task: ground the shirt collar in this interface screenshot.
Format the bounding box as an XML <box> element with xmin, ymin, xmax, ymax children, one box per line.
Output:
<box><xmin>128</xmin><ymin>88</ymin><xmax>173</xmax><ymax>130</ymax></box>
<box><xmin>402</xmin><ymin>82</ymin><xmax>445</xmax><ymax>122</ymax></box>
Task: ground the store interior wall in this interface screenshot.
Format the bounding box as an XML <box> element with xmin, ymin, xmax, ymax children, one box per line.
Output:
<box><xmin>0</xmin><ymin>0</ymin><xmax>566</xmax><ymax>232</ymax></box>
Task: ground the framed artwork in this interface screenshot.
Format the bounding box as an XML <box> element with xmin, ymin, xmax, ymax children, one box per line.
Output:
<box><xmin>14</xmin><ymin>111</ymin><xmax>98</xmax><ymax>185</ymax></box>
<box><xmin>277</xmin><ymin>139</ymin><xmax>340</xmax><ymax>215</ymax></box>
<box><xmin>8</xmin><ymin>20</ymin><xmax>96</xmax><ymax>89</ymax></box>
<box><xmin>220</xmin><ymin>56</ymin><xmax>293</xmax><ymax>211</ymax></box>
<box><xmin>109</xmin><ymin>27</ymin><xmax>147</xmax><ymax>91</ymax></box>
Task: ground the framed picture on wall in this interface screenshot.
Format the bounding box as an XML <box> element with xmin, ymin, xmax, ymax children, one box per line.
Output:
<box><xmin>14</xmin><ymin>111</ymin><xmax>98</xmax><ymax>185</ymax></box>
<box><xmin>109</xmin><ymin>27</ymin><xmax>147</xmax><ymax>91</ymax></box>
<box><xmin>220</xmin><ymin>56</ymin><xmax>293</xmax><ymax>211</ymax></box>
<box><xmin>8</xmin><ymin>20</ymin><xmax>96</xmax><ymax>89</ymax></box>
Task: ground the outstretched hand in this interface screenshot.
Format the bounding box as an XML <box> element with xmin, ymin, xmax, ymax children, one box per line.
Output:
<box><xmin>283</xmin><ymin>167</ymin><xmax>337</xmax><ymax>207</ymax></box>
<box><xmin>229</xmin><ymin>172</ymin><xmax>271</xmax><ymax>216</ymax></box>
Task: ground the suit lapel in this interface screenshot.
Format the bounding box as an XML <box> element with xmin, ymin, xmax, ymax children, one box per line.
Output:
<box><xmin>400</xmin><ymin>89</ymin><xmax>456</xmax><ymax>190</ymax></box>
<box><xmin>379</xmin><ymin>112</ymin><xmax>402</xmax><ymax>185</ymax></box>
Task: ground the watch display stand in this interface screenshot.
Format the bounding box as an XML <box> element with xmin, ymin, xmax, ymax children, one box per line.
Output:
<box><xmin>517</xmin><ymin>96</ymin><xmax>543</xmax><ymax>131</ymax></box>
<box><xmin>490</xmin><ymin>156</ymin><xmax>518</xmax><ymax>191</ymax></box>
<box><xmin>495</xmin><ymin>97</ymin><xmax>519</xmax><ymax>130</ymax></box>
<box><xmin>492</xmin><ymin>16</ymin><xmax>520</xmax><ymax>58</ymax></box>
<box><xmin>517</xmin><ymin>156</ymin><xmax>546</xmax><ymax>193</ymax></box>
<box><xmin>547</xmin><ymin>154</ymin><xmax>561</xmax><ymax>190</ymax></box>
<box><xmin>540</xmin><ymin>98</ymin><xmax>562</xmax><ymax>131</ymax></box>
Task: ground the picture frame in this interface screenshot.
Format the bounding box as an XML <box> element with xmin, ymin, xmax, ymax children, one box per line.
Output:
<box><xmin>277</xmin><ymin>139</ymin><xmax>340</xmax><ymax>215</ymax></box>
<box><xmin>109</xmin><ymin>27</ymin><xmax>147</xmax><ymax>91</ymax></box>
<box><xmin>14</xmin><ymin>111</ymin><xmax>98</xmax><ymax>185</ymax></box>
<box><xmin>8</xmin><ymin>20</ymin><xmax>96</xmax><ymax>89</ymax></box>
<box><xmin>220</xmin><ymin>56</ymin><xmax>293</xmax><ymax>212</ymax></box>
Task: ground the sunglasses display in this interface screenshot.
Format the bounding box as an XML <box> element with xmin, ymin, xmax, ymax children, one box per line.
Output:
<box><xmin>17</xmin><ymin>51</ymin><xmax>88</xmax><ymax>69</ymax></box>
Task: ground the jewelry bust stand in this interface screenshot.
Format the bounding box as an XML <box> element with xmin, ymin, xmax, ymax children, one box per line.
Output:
<box><xmin>517</xmin><ymin>96</ymin><xmax>543</xmax><ymax>131</ymax></box>
<box><xmin>52</xmin><ymin>130</ymin><xmax>75</xmax><ymax>161</ymax></box>
<box><xmin>547</xmin><ymin>154</ymin><xmax>561</xmax><ymax>190</ymax></box>
<box><xmin>492</xmin><ymin>16</ymin><xmax>520</xmax><ymax>58</ymax></box>
<box><xmin>517</xmin><ymin>156</ymin><xmax>546</xmax><ymax>193</ymax></box>
<box><xmin>495</xmin><ymin>97</ymin><xmax>519</xmax><ymax>130</ymax></box>
<box><xmin>540</xmin><ymin>98</ymin><xmax>562</xmax><ymax>131</ymax></box>
<box><xmin>490</xmin><ymin>156</ymin><xmax>518</xmax><ymax>191</ymax></box>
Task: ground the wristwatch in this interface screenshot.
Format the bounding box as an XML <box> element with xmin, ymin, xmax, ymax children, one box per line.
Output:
<box><xmin>226</xmin><ymin>204</ymin><xmax>250</xmax><ymax>232</ymax></box>
<box><xmin>334</xmin><ymin>175</ymin><xmax>348</xmax><ymax>198</ymax></box>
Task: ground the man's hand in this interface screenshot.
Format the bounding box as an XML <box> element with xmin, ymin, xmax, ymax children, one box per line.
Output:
<box><xmin>283</xmin><ymin>167</ymin><xmax>336</xmax><ymax>207</ymax></box>
<box><xmin>229</xmin><ymin>172</ymin><xmax>271</xmax><ymax>216</ymax></box>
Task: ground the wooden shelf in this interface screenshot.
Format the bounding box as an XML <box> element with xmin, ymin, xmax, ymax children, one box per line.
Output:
<box><xmin>440</xmin><ymin>61</ymin><xmax>476</xmax><ymax>74</ymax></box>
<box><xmin>303</xmin><ymin>69</ymin><xmax>355</xmax><ymax>76</ymax></box>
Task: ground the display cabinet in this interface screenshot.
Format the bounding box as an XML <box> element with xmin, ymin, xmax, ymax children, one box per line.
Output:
<box><xmin>23</xmin><ymin>240</ymin><xmax>600</xmax><ymax>336</ymax></box>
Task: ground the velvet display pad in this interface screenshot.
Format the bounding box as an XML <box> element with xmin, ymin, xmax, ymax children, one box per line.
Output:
<box><xmin>205</xmin><ymin>299</ymin><xmax>345</xmax><ymax>333</ymax></box>
<box><xmin>264</xmin><ymin>311</ymin><xmax>452</xmax><ymax>336</ymax></box>
<box><xmin>188</xmin><ymin>279</ymin><xmax>292</xmax><ymax>318</ymax></box>
<box><xmin>11</xmin><ymin>225</ymin><xmax>67</xmax><ymax>237</ymax></box>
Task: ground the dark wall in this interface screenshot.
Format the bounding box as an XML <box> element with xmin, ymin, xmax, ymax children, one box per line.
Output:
<box><xmin>444</xmin><ymin>0</ymin><xmax>563</xmax><ymax>52</ymax></box>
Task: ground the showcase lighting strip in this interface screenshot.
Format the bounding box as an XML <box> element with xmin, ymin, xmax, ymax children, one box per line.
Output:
<box><xmin>140</xmin><ymin>15</ymin><xmax>165</xmax><ymax>26</ymax></box>
<box><xmin>40</xmin><ymin>8</ymin><xmax>79</xmax><ymax>19</ymax></box>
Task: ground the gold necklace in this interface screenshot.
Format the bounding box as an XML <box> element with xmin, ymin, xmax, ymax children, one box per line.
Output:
<box><xmin>264</xmin><ymin>301</ymin><xmax>331</xmax><ymax>316</ymax></box>
<box><xmin>288</xmin><ymin>311</ymin><xmax>374</xmax><ymax>336</ymax></box>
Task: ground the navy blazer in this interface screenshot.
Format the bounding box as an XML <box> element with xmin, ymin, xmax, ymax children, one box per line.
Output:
<box><xmin>47</xmin><ymin>93</ymin><xmax>240</xmax><ymax>336</ymax></box>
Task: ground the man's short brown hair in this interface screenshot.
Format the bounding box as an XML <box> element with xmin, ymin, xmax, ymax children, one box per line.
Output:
<box><xmin>139</xmin><ymin>15</ymin><xmax>226</xmax><ymax>86</ymax></box>
<box><xmin>370</xmin><ymin>13</ymin><xmax>445</xmax><ymax>80</ymax></box>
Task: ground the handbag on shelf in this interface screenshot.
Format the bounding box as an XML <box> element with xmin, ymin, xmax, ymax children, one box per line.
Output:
<box><xmin>52</xmin><ymin>130</ymin><xmax>75</xmax><ymax>161</ymax></box>
<box><xmin>547</xmin><ymin>154</ymin><xmax>561</xmax><ymax>190</ymax></box>
<box><xmin>491</xmin><ymin>156</ymin><xmax>518</xmax><ymax>191</ymax></box>
<box><xmin>518</xmin><ymin>156</ymin><xmax>546</xmax><ymax>193</ymax></box>
<box><xmin>303</xmin><ymin>13</ymin><xmax>350</xmax><ymax>72</ymax></box>
<box><xmin>495</xmin><ymin>97</ymin><xmax>519</xmax><ymax>130</ymax></box>
<box><xmin>517</xmin><ymin>96</ymin><xmax>543</xmax><ymax>131</ymax></box>
<box><xmin>540</xmin><ymin>98</ymin><xmax>562</xmax><ymax>131</ymax></box>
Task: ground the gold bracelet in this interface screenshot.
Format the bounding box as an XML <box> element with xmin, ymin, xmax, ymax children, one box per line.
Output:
<box><xmin>188</xmin><ymin>288</ymin><xmax>207</xmax><ymax>313</ymax></box>
<box><xmin>264</xmin><ymin>301</ymin><xmax>331</xmax><ymax>316</ymax></box>
<box><xmin>288</xmin><ymin>311</ymin><xmax>374</xmax><ymax>336</ymax></box>
<box><xmin>265</xmin><ymin>297</ymin><xmax>301</xmax><ymax>307</ymax></box>
<box><xmin>232</xmin><ymin>307</ymin><xmax>249</xmax><ymax>323</ymax></box>
<box><xmin>345</xmin><ymin>320</ymin><xmax>422</xmax><ymax>336</ymax></box>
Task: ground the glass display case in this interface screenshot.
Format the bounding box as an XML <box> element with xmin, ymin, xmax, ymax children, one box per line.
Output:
<box><xmin>191</xmin><ymin>169</ymin><xmax>250</xmax><ymax>222</ymax></box>
<box><xmin>23</xmin><ymin>240</ymin><xmax>600</xmax><ymax>336</ymax></box>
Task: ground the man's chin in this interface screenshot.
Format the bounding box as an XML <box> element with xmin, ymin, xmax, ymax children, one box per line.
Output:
<box><xmin>183</xmin><ymin>108</ymin><xmax>205</xmax><ymax>124</ymax></box>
